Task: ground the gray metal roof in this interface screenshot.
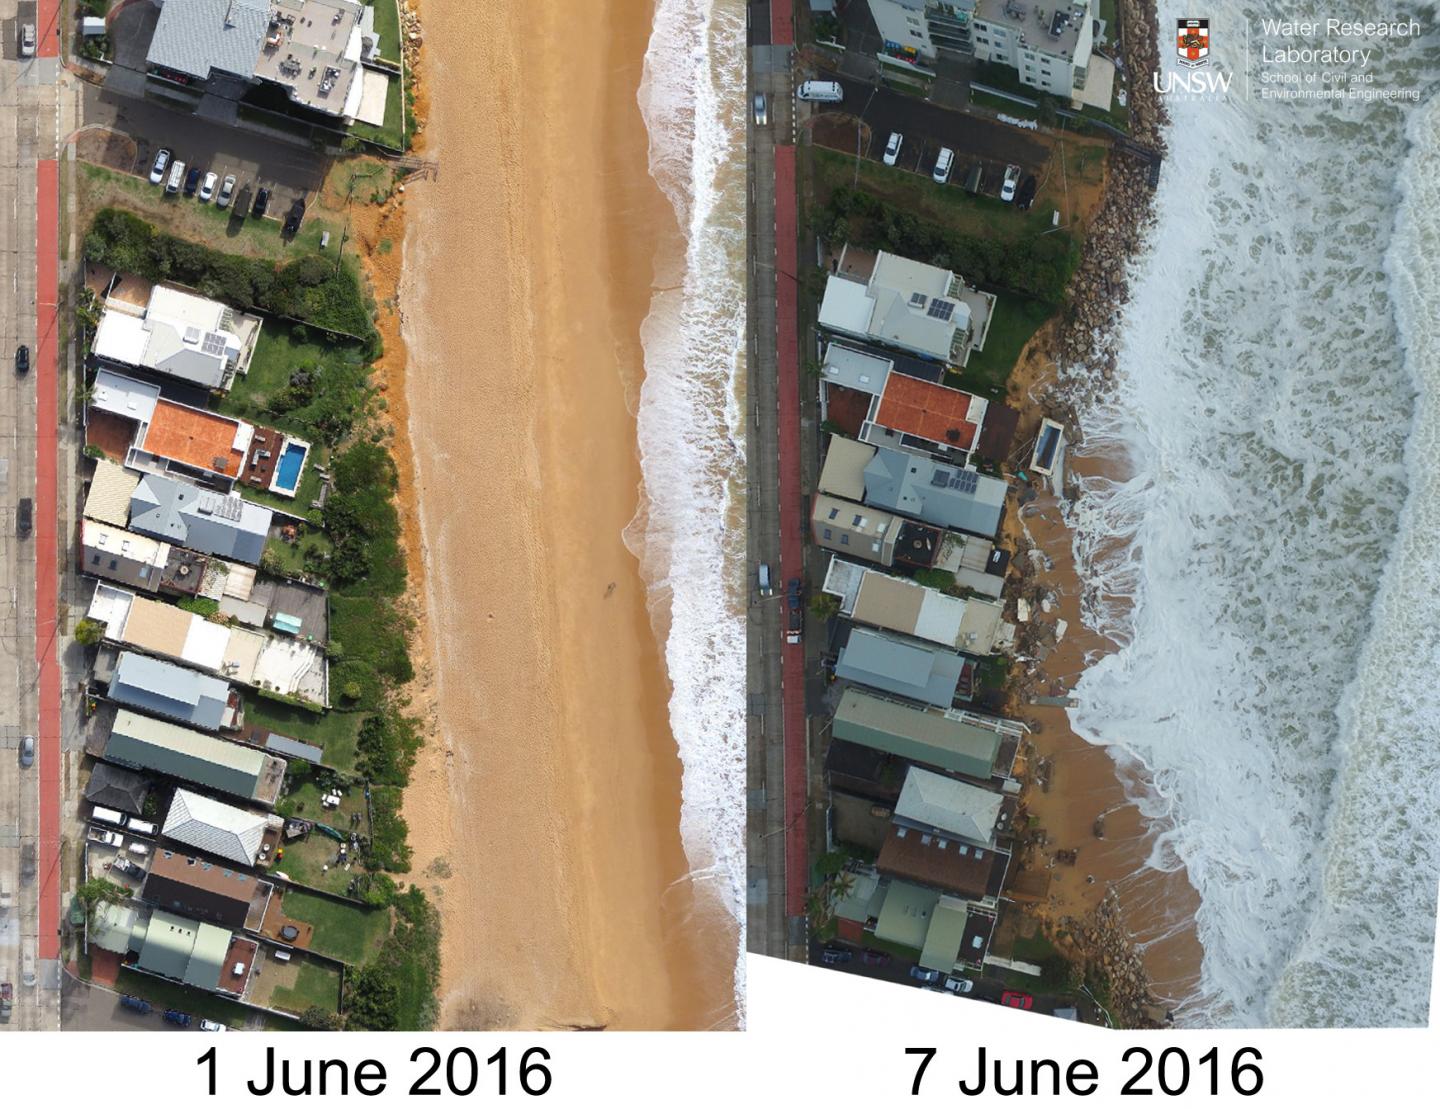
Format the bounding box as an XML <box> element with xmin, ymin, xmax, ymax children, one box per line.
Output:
<box><xmin>129</xmin><ymin>473</ymin><xmax>272</xmax><ymax>565</ymax></box>
<box><xmin>263</xmin><ymin>733</ymin><xmax>324</xmax><ymax>763</ymax></box>
<box><xmin>834</xmin><ymin>627</ymin><xmax>965</xmax><ymax>708</ymax></box>
<box><xmin>111</xmin><ymin>651</ymin><xmax>230</xmax><ymax>731</ymax></box>
<box><xmin>864</xmin><ymin>447</ymin><xmax>1006</xmax><ymax>538</ymax></box>
<box><xmin>895</xmin><ymin>766</ymin><xmax>1004</xmax><ymax>846</ymax></box>
<box><xmin>146</xmin><ymin>0</ymin><xmax>269</xmax><ymax>80</ymax></box>
<box><xmin>162</xmin><ymin>788</ymin><xmax>267</xmax><ymax>865</ymax></box>
<box><xmin>84</xmin><ymin>761</ymin><xmax>151</xmax><ymax>814</ymax></box>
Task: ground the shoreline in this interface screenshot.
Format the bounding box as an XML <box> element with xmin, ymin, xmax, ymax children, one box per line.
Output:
<box><xmin>995</xmin><ymin>0</ymin><xmax>1205</xmax><ymax>1025</ymax></box>
<box><xmin>391</xmin><ymin>0</ymin><xmax>737</xmax><ymax>1030</ymax></box>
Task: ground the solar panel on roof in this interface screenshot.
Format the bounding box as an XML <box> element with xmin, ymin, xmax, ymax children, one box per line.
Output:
<box><xmin>931</xmin><ymin>469</ymin><xmax>951</xmax><ymax>487</ymax></box>
<box><xmin>926</xmin><ymin>299</ymin><xmax>955</xmax><ymax>321</ymax></box>
<box><xmin>200</xmin><ymin>331</ymin><xmax>228</xmax><ymax>356</ymax></box>
<box><xmin>951</xmin><ymin>471</ymin><xmax>979</xmax><ymax>494</ymax></box>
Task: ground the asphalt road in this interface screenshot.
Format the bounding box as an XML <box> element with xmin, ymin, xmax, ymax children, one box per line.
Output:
<box><xmin>814</xmin><ymin>76</ymin><xmax>1050</xmax><ymax>178</ymax></box>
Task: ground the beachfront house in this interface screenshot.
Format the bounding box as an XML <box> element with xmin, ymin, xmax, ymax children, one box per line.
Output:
<box><xmin>92</xmin><ymin>282</ymin><xmax>260</xmax><ymax>392</ymax></box>
<box><xmin>108</xmin><ymin>651</ymin><xmax>237</xmax><ymax>732</ymax></box>
<box><xmin>130</xmin><ymin>907</ymin><xmax>259</xmax><ymax>999</ymax></box>
<box><xmin>871</xmin><ymin>878</ymin><xmax>998</xmax><ymax>973</ymax></box>
<box><xmin>129</xmin><ymin>472</ymin><xmax>273</xmax><ymax>566</ymax></box>
<box><xmin>161</xmin><ymin>789</ymin><xmax>276</xmax><ymax>869</ymax></box>
<box><xmin>142</xmin><ymin>847</ymin><xmax>270</xmax><ymax>932</ymax></box>
<box><xmin>99</xmin><ymin>708</ymin><xmax>287</xmax><ymax>807</ymax></box>
<box><xmin>834</xmin><ymin>625</ymin><xmax>972</xmax><ymax>709</ymax></box>
<box><xmin>821</xmin><ymin>556</ymin><xmax>1013</xmax><ymax>656</ymax></box>
<box><xmin>80</xmin><ymin>518</ymin><xmax>171</xmax><ymax>593</ymax></box>
<box><xmin>831</xmin><ymin>686</ymin><xmax>1021</xmax><ymax>784</ymax></box>
<box><xmin>818</xmin><ymin>251</ymin><xmax>993</xmax><ymax>367</ymax></box>
<box><xmin>864</xmin><ymin>445</ymin><xmax>1008</xmax><ymax>540</ymax></box>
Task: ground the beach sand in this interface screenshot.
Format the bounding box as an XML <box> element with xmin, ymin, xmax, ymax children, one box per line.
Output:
<box><xmin>1002</xmin><ymin>341</ymin><xmax>1204</xmax><ymax>1010</ymax></box>
<box><xmin>396</xmin><ymin>0</ymin><xmax>738</xmax><ymax>1030</ymax></box>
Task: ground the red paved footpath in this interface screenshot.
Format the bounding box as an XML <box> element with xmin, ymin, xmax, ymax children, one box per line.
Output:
<box><xmin>38</xmin><ymin>0</ymin><xmax>60</xmax><ymax>57</ymax></box>
<box><xmin>773</xmin><ymin>145</ymin><xmax>806</xmax><ymax>919</ymax></box>
<box><xmin>35</xmin><ymin>160</ymin><xmax>61</xmax><ymax>960</ymax></box>
<box><xmin>771</xmin><ymin>0</ymin><xmax>793</xmax><ymax>47</ymax></box>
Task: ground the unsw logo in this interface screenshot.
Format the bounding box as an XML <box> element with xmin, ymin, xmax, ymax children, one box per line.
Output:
<box><xmin>1153</xmin><ymin>16</ymin><xmax>1233</xmax><ymax>96</ymax></box>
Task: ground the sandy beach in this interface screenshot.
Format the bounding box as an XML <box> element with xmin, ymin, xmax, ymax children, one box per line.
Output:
<box><xmin>395</xmin><ymin>0</ymin><xmax>738</xmax><ymax>1029</ymax></box>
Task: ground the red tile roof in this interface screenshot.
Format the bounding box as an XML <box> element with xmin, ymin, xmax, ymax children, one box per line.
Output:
<box><xmin>142</xmin><ymin>400</ymin><xmax>245</xmax><ymax>477</ymax></box>
<box><xmin>874</xmin><ymin>374</ymin><xmax>980</xmax><ymax>450</ymax></box>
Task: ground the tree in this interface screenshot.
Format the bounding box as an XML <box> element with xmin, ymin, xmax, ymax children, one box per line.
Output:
<box><xmin>76</xmin><ymin>878</ymin><xmax>128</xmax><ymax>920</ymax></box>
<box><xmin>73</xmin><ymin>617</ymin><xmax>105</xmax><ymax>647</ymax></box>
<box><xmin>345</xmin><ymin>965</ymin><xmax>400</xmax><ymax>1031</ymax></box>
<box><xmin>809</xmin><ymin>592</ymin><xmax>840</xmax><ymax>620</ymax></box>
<box><xmin>300</xmin><ymin>1005</ymin><xmax>341</xmax><ymax>1030</ymax></box>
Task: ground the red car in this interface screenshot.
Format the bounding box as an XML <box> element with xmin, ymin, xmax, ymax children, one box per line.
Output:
<box><xmin>1000</xmin><ymin>991</ymin><xmax>1034</xmax><ymax>1010</ymax></box>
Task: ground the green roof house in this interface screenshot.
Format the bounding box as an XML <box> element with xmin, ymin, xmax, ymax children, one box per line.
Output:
<box><xmin>873</xmin><ymin>880</ymin><xmax>940</xmax><ymax>953</ymax></box>
<box><xmin>135</xmin><ymin>909</ymin><xmax>232</xmax><ymax>992</ymax></box>
<box><xmin>919</xmin><ymin>896</ymin><xmax>970</xmax><ymax>972</ymax></box>
<box><xmin>833</xmin><ymin>687</ymin><xmax>1002</xmax><ymax>780</ymax></box>
<box><xmin>103</xmin><ymin>709</ymin><xmax>285</xmax><ymax>805</ymax></box>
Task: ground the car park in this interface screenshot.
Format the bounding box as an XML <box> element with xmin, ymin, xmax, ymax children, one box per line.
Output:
<box><xmin>882</xmin><ymin>132</ymin><xmax>903</xmax><ymax>167</ymax></box>
<box><xmin>198</xmin><ymin>172</ymin><xmax>218</xmax><ymax>202</ymax></box>
<box><xmin>216</xmin><ymin>175</ymin><xmax>237</xmax><ymax>210</ymax></box>
<box><xmin>909</xmin><ymin>966</ymin><xmax>942</xmax><ymax>984</ymax></box>
<box><xmin>933</xmin><ymin>147</ymin><xmax>954</xmax><ymax>185</ymax></box>
<box><xmin>753</xmin><ymin>92</ymin><xmax>768</xmax><ymax>126</ymax></box>
<box><xmin>149</xmin><ymin>149</ymin><xmax>172</xmax><ymax>185</ymax></box>
<box><xmin>183</xmin><ymin>167</ymin><xmax>202</xmax><ymax>197</ymax></box>
<box><xmin>252</xmin><ymin>187</ymin><xmax>271</xmax><ymax>218</ymax></box>
<box><xmin>15</xmin><ymin>345</ymin><xmax>28</xmax><ymax>375</ymax></box>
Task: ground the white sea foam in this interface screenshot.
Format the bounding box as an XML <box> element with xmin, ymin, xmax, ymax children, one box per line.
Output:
<box><xmin>1064</xmin><ymin>1</ymin><xmax>1440</xmax><ymax>1025</ymax></box>
<box><xmin>636</xmin><ymin>0</ymin><xmax>749</xmax><ymax>1019</ymax></box>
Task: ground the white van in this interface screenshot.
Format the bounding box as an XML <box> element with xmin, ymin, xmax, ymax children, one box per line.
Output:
<box><xmin>757</xmin><ymin>563</ymin><xmax>774</xmax><ymax>598</ymax></box>
<box><xmin>126</xmin><ymin>818</ymin><xmax>157</xmax><ymax>837</ymax></box>
<box><xmin>166</xmin><ymin>159</ymin><xmax>186</xmax><ymax>195</ymax></box>
<box><xmin>933</xmin><ymin>147</ymin><xmax>954</xmax><ymax>184</ymax></box>
<box><xmin>91</xmin><ymin>806</ymin><xmax>126</xmax><ymax>827</ymax></box>
<box><xmin>798</xmin><ymin>80</ymin><xmax>844</xmax><ymax>103</ymax></box>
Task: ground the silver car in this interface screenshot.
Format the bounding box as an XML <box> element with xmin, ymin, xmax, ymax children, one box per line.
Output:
<box><xmin>883</xmin><ymin>132</ymin><xmax>903</xmax><ymax>167</ymax></box>
<box><xmin>216</xmin><ymin>174</ymin><xmax>237</xmax><ymax>209</ymax></box>
<box><xmin>20</xmin><ymin>23</ymin><xmax>36</xmax><ymax>58</ymax></box>
<box><xmin>753</xmin><ymin>92</ymin><xmax>768</xmax><ymax>126</ymax></box>
<box><xmin>19</xmin><ymin>734</ymin><xmax>34</xmax><ymax>768</ymax></box>
<box><xmin>198</xmin><ymin>172</ymin><xmax>218</xmax><ymax>203</ymax></box>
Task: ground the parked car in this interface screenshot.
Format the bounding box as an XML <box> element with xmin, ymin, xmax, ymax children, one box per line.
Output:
<box><xmin>148</xmin><ymin>149</ymin><xmax>172</xmax><ymax>185</ymax></box>
<box><xmin>19</xmin><ymin>23</ymin><xmax>36</xmax><ymax>58</ymax></box>
<box><xmin>861</xmin><ymin>949</ymin><xmax>892</xmax><ymax>967</ymax></box>
<box><xmin>283</xmin><ymin>198</ymin><xmax>305</xmax><ymax>237</ymax></box>
<box><xmin>15</xmin><ymin>344</ymin><xmax>28</xmax><ymax>375</ymax></box>
<box><xmin>20</xmin><ymin>843</ymin><xmax>35</xmax><ymax>880</ymax></box>
<box><xmin>882</xmin><ymin>131</ymin><xmax>903</xmax><ymax>167</ymax></box>
<box><xmin>909</xmin><ymin>966</ymin><xmax>942</xmax><ymax>985</ymax></box>
<box><xmin>16</xmin><ymin>498</ymin><xmax>32</xmax><ymax>538</ymax></box>
<box><xmin>120</xmin><ymin>995</ymin><xmax>152</xmax><ymax>1015</ymax></box>
<box><xmin>1000</xmin><ymin>990</ymin><xmax>1034</xmax><ymax>1010</ymax></box>
<box><xmin>252</xmin><ymin>186</ymin><xmax>271</xmax><ymax>218</ymax></box>
<box><xmin>216</xmin><ymin>174</ymin><xmax>237</xmax><ymax>209</ymax></box>
<box><xmin>183</xmin><ymin>167</ymin><xmax>202</xmax><ymax>197</ymax></box>
<box><xmin>1015</xmin><ymin>174</ymin><xmax>1037</xmax><ymax>210</ymax></box>
<box><xmin>21</xmin><ymin>951</ymin><xmax>36</xmax><ymax>988</ymax></box>
<box><xmin>933</xmin><ymin>146</ymin><xmax>954</xmax><ymax>184</ymax></box>
<box><xmin>757</xmin><ymin>562</ymin><xmax>773</xmax><ymax>597</ymax></box>
<box><xmin>942</xmin><ymin>976</ymin><xmax>974</xmax><ymax>994</ymax></box>
<box><xmin>18</xmin><ymin>735</ymin><xmax>34</xmax><ymax>769</ymax></box>
<box><xmin>797</xmin><ymin>80</ymin><xmax>843</xmax><ymax>103</ymax></box>
<box><xmin>199</xmin><ymin>1019</ymin><xmax>228</xmax><ymax>1032</ymax></box>
<box><xmin>820</xmin><ymin>946</ymin><xmax>853</xmax><ymax>966</ymax></box>
<box><xmin>165</xmin><ymin>160</ymin><xmax>186</xmax><ymax>195</ymax></box>
<box><xmin>198</xmin><ymin>172</ymin><xmax>218</xmax><ymax>202</ymax></box>
<box><xmin>162</xmin><ymin>1009</ymin><xmax>192</xmax><ymax>1027</ymax></box>
<box><xmin>1000</xmin><ymin>164</ymin><xmax>1021</xmax><ymax>203</ymax></box>
<box><xmin>785</xmin><ymin>578</ymin><xmax>803</xmax><ymax>645</ymax></box>
<box><xmin>753</xmin><ymin>92</ymin><xmax>768</xmax><ymax>126</ymax></box>
<box><xmin>111</xmin><ymin>857</ymin><xmax>145</xmax><ymax>880</ymax></box>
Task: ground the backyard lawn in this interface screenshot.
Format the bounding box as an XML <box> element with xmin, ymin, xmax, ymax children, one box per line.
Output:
<box><xmin>278</xmin><ymin>888</ymin><xmax>391</xmax><ymax>965</ymax></box>
<box><xmin>950</xmin><ymin>296</ymin><xmax>1054</xmax><ymax>397</ymax></box>
<box><xmin>266</xmin><ymin>956</ymin><xmax>344</xmax><ymax>1015</ymax></box>
<box><xmin>366</xmin><ymin>0</ymin><xmax>402</xmax><ymax>64</ymax></box>
<box><xmin>350</xmin><ymin>70</ymin><xmax>405</xmax><ymax>151</ymax></box>
<box><xmin>243</xmin><ymin>694</ymin><xmax>365</xmax><ymax>774</ymax></box>
<box><xmin>264</xmin><ymin>528</ymin><xmax>335</xmax><ymax>584</ymax></box>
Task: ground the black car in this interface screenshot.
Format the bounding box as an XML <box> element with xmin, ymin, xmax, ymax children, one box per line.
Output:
<box><xmin>786</xmin><ymin>578</ymin><xmax>802</xmax><ymax>611</ymax></box>
<box><xmin>183</xmin><ymin>167</ymin><xmax>202</xmax><ymax>197</ymax></box>
<box><xmin>1015</xmin><ymin>174</ymin><xmax>1037</xmax><ymax>211</ymax></box>
<box><xmin>820</xmin><ymin>946</ymin><xmax>853</xmax><ymax>966</ymax></box>
<box><xmin>17</xmin><ymin>497</ymin><xmax>32</xmax><ymax>537</ymax></box>
<box><xmin>15</xmin><ymin>344</ymin><xmax>28</xmax><ymax>374</ymax></box>
<box><xmin>283</xmin><ymin>198</ymin><xmax>305</xmax><ymax>237</ymax></box>
<box><xmin>163</xmin><ymin>1009</ymin><xmax>192</xmax><ymax>1027</ymax></box>
<box><xmin>252</xmin><ymin>186</ymin><xmax>271</xmax><ymax>218</ymax></box>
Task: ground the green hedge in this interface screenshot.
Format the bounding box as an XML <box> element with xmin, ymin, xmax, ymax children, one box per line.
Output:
<box><xmin>84</xmin><ymin>208</ymin><xmax>377</xmax><ymax>345</ymax></box>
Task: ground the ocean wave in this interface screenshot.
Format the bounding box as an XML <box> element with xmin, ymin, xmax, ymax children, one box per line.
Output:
<box><xmin>636</xmin><ymin>0</ymin><xmax>749</xmax><ymax>1017</ymax></box>
<box><xmin>1064</xmin><ymin>0</ymin><xmax>1440</xmax><ymax>1026</ymax></box>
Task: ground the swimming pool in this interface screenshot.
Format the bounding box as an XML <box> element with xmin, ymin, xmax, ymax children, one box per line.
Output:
<box><xmin>272</xmin><ymin>442</ymin><xmax>308</xmax><ymax>494</ymax></box>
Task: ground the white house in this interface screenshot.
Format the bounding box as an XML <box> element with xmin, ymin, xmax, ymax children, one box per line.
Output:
<box><xmin>971</xmin><ymin>0</ymin><xmax>1095</xmax><ymax>99</ymax></box>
